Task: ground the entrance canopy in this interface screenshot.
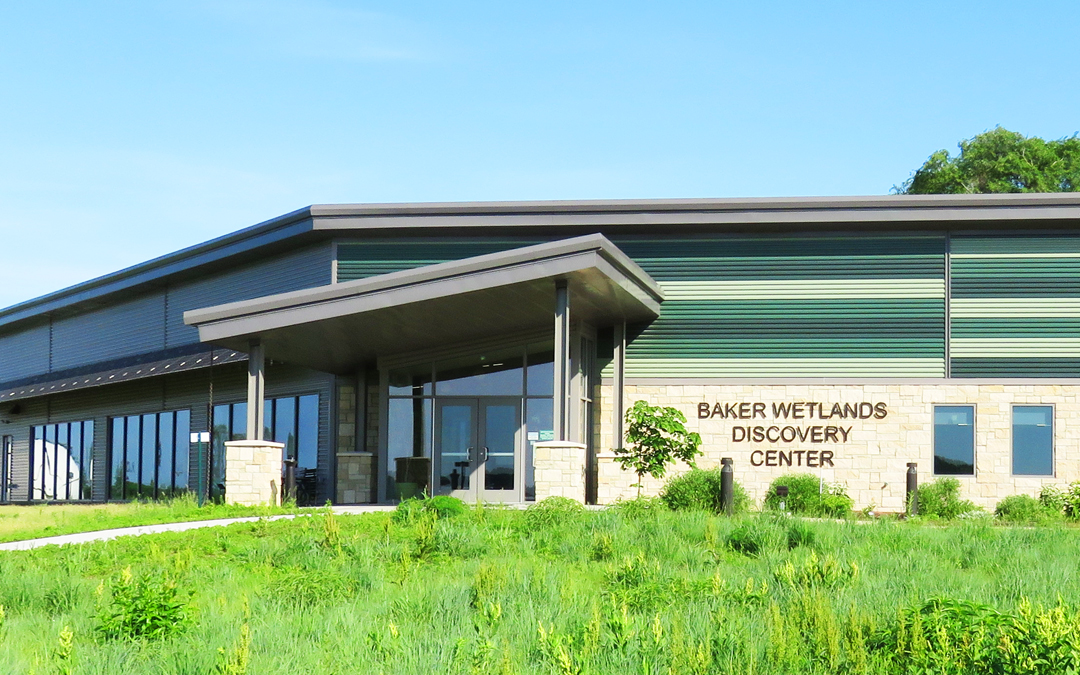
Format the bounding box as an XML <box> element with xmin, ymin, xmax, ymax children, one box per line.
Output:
<box><xmin>183</xmin><ymin>234</ymin><xmax>663</xmax><ymax>374</ymax></box>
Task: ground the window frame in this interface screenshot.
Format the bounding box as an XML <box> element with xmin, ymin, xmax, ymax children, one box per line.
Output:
<box><xmin>932</xmin><ymin>404</ymin><xmax>976</xmax><ymax>477</ymax></box>
<box><xmin>106</xmin><ymin>409</ymin><xmax>191</xmax><ymax>501</ymax></box>
<box><xmin>1010</xmin><ymin>404</ymin><xmax>1055</xmax><ymax>477</ymax></box>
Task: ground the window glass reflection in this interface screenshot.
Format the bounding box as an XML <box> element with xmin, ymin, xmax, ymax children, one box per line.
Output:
<box><xmin>1013</xmin><ymin>406</ymin><xmax>1053</xmax><ymax>476</ymax></box>
<box><xmin>436</xmin><ymin>352</ymin><xmax>523</xmax><ymax>396</ymax></box>
<box><xmin>934</xmin><ymin>405</ymin><xmax>975</xmax><ymax>475</ymax></box>
<box><xmin>526</xmin><ymin>343</ymin><xmax>554</xmax><ymax>396</ymax></box>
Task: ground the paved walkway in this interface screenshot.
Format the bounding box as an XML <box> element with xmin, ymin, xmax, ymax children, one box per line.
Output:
<box><xmin>0</xmin><ymin>505</ymin><xmax>397</xmax><ymax>552</ymax></box>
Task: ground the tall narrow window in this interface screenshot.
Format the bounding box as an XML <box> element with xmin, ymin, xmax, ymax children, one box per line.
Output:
<box><xmin>1013</xmin><ymin>406</ymin><xmax>1053</xmax><ymax>476</ymax></box>
<box><xmin>211</xmin><ymin>395</ymin><xmax>320</xmax><ymax>505</ymax></box>
<box><xmin>31</xmin><ymin>420</ymin><xmax>94</xmax><ymax>501</ymax></box>
<box><xmin>108</xmin><ymin>410</ymin><xmax>190</xmax><ymax>500</ymax></box>
<box><xmin>933</xmin><ymin>405</ymin><xmax>975</xmax><ymax>475</ymax></box>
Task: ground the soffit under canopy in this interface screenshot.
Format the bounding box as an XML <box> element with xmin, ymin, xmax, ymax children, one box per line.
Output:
<box><xmin>183</xmin><ymin>234</ymin><xmax>663</xmax><ymax>375</ymax></box>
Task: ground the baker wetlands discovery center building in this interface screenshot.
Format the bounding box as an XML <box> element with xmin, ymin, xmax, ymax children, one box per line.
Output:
<box><xmin>1</xmin><ymin>194</ymin><xmax>1079</xmax><ymax>512</ymax></box>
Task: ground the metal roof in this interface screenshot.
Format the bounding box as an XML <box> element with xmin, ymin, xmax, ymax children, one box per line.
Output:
<box><xmin>5</xmin><ymin>193</ymin><xmax>1080</xmax><ymax>331</ymax></box>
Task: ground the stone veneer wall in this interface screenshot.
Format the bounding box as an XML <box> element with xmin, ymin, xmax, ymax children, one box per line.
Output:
<box><xmin>336</xmin><ymin>382</ymin><xmax>356</xmax><ymax>455</ymax></box>
<box><xmin>224</xmin><ymin>440</ymin><xmax>285</xmax><ymax>506</ymax></box>
<box><xmin>336</xmin><ymin>452</ymin><xmax>375</xmax><ymax>503</ymax></box>
<box><xmin>596</xmin><ymin>383</ymin><xmax>1080</xmax><ymax>511</ymax></box>
<box><xmin>534</xmin><ymin>441</ymin><xmax>587</xmax><ymax>502</ymax></box>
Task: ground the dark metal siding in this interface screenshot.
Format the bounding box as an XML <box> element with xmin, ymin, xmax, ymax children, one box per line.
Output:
<box><xmin>52</xmin><ymin>293</ymin><xmax>167</xmax><ymax>371</ymax></box>
<box><xmin>166</xmin><ymin>243</ymin><xmax>334</xmax><ymax>347</ymax></box>
<box><xmin>0</xmin><ymin>243</ymin><xmax>333</xmax><ymax>388</ymax></box>
<box><xmin>0</xmin><ymin>321</ymin><xmax>50</xmax><ymax>382</ymax></box>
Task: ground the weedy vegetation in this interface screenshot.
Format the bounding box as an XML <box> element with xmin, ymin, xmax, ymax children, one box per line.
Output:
<box><xmin>0</xmin><ymin>495</ymin><xmax>1079</xmax><ymax>673</ymax></box>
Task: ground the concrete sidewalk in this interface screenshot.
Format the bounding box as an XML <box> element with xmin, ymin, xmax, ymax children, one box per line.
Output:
<box><xmin>0</xmin><ymin>505</ymin><xmax>397</xmax><ymax>552</ymax></box>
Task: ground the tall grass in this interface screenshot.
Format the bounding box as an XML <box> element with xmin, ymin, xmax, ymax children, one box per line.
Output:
<box><xmin>0</xmin><ymin>507</ymin><xmax>1078</xmax><ymax>672</ymax></box>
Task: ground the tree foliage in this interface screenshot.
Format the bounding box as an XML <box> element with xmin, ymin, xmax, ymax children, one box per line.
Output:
<box><xmin>897</xmin><ymin>127</ymin><xmax>1080</xmax><ymax>194</ymax></box>
<box><xmin>615</xmin><ymin>400</ymin><xmax>702</xmax><ymax>490</ymax></box>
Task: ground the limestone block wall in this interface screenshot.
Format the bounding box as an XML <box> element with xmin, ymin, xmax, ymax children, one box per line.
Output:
<box><xmin>534</xmin><ymin>441</ymin><xmax>587</xmax><ymax>502</ymax></box>
<box><xmin>336</xmin><ymin>452</ymin><xmax>375</xmax><ymax>503</ymax></box>
<box><xmin>596</xmin><ymin>382</ymin><xmax>1080</xmax><ymax>511</ymax></box>
<box><xmin>225</xmin><ymin>440</ymin><xmax>285</xmax><ymax>506</ymax></box>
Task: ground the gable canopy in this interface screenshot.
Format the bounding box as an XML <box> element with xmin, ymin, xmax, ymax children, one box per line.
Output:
<box><xmin>184</xmin><ymin>234</ymin><xmax>663</xmax><ymax>373</ymax></box>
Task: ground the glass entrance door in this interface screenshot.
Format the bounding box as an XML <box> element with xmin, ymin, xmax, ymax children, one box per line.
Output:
<box><xmin>435</xmin><ymin>398</ymin><xmax>521</xmax><ymax>502</ymax></box>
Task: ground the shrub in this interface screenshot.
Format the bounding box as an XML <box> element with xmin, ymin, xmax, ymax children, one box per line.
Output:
<box><xmin>995</xmin><ymin>494</ymin><xmax>1058</xmax><ymax>523</ymax></box>
<box><xmin>660</xmin><ymin>468</ymin><xmax>751</xmax><ymax>514</ymax></box>
<box><xmin>917</xmin><ymin>477</ymin><xmax>980</xmax><ymax>520</ymax></box>
<box><xmin>425</xmin><ymin>495</ymin><xmax>468</xmax><ymax>519</ymax></box>
<box><xmin>393</xmin><ymin>495</ymin><xmax>468</xmax><ymax>524</ymax></box>
<box><xmin>1040</xmin><ymin>483</ymin><xmax>1080</xmax><ymax>519</ymax></box>
<box><xmin>96</xmin><ymin>567</ymin><xmax>192</xmax><ymax>641</ymax></box>
<box><xmin>763</xmin><ymin>474</ymin><xmax>853</xmax><ymax>518</ymax></box>
<box><xmin>524</xmin><ymin>496</ymin><xmax>585</xmax><ymax>529</ymax></box>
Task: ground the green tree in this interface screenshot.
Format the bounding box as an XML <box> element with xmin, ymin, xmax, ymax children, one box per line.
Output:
<box><xmin>614</xmin><ymin>400</ymin><xmax>702</xmax><ymax>492</ymax></box>
<box><xmin>897</xmin><ymin>127</ymin><xmax>1080</xmax><ymax>194</ymax></box>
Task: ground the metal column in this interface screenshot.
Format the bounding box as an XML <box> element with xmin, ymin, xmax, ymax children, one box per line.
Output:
<box><xmin>246</xmin><ymin>340</ymin><xmax>266</xmax><ymax>440</ymax></box>
<box><xmin>553</xmin><ymin>280</ymin><xmax>571</xmax><ymax>441</ymax></box>
<box><xmin>612</xmin><ymin>321</ymin><xmax>626</xmax><ymax>449</ymax></box>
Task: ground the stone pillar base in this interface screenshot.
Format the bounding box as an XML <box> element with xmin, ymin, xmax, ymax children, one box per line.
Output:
<box><xmin>225</xmin><ymin>440</ymin><xmax>285</xmax><ymax>506</ymax></box>
<box><xmin>533</xmin><ymin>441</ymin><xmax>587</xmax><ymax>503</ymax></box>
<box><xmin>336</xmin><ymin>452</ymin><xmax>375</xmax><ymax>504</ymax></box>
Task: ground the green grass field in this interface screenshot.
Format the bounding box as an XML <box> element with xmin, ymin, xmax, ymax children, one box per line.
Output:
<box><xmin>1</xmin><ymin>502</ymin><xmax>1079</xmax><ymax>674</ymax></box>
<box><xmin>0</xmin><ymin>496</ymin><xmax>299</xmax><ymax>544</ymax></box>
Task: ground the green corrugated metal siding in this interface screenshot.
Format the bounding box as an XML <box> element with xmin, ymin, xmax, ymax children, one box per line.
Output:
<box><xmin>336</xmin><ymin>234</ymin><xmax>947</xmax><ymax>378</ymax></box>
<box><xmin>612</xmin><ymin>234</ymin><xmax>946</xmax><ymax>377</ymax></box>
<box><xmin>951</xmin><ymin>235</ymin><xmax>1080</xmax><ymax>377</ymax></box>
<box><xmin>337</xmin><ymin>240</ymin><xmax>542</xmax><ymax>281</ymax></box>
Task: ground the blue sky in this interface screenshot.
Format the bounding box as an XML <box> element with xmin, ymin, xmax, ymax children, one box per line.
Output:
<box><xmin>1</xmin><ymin>1</ymin><xmax>1078</xmax><ymax>308</ymax></box>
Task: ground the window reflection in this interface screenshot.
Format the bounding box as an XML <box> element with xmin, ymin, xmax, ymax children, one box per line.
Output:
<box><xmin>107</xmin><ymin>410</ymin><xmax>190</xmax><ymax>500</ymax></box>
<box><xmin>436</xmin><ymin>352</ymin><xmax>523</xmax><ymax>396</ymax></box>
<box><xmin>1013</xmin><ymin>406</ymin><xmax>1053</xmax><ymax>476</ymax></box>
<box><xmin>211</xmin><ymin>395</ymin><xmax>320</xmax><ymax>505</ymax></box>
<box><xmin>31</xmin><ymin>420</ymin><xmax>94</xmax><ymax>501</ymax></box>
<box><xmin>934</xmin><ymin>406</ymin><xmax>975</xmax><ymax>475</ymax></box>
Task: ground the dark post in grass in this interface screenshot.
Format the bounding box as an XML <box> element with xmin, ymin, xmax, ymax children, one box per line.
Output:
<box><xmin>720</xmin><ymin>457</ymin><xmax>734</xmax><ymax>515</ymax></box>
<box><xmin>283</xmin><ymin>458</ymin><xmax>297</xmax><ymax>504</ymax></box>
<box><xmin>906</xmin><ymin>462</ymin><xmax>918</xmax><ymax>516</ymax></box>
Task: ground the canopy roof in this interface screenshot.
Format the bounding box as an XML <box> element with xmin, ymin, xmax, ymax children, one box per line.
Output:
<box><xmin>184</xmin><ymin>234</ymin><xmax>663</xmax><ymax>374</ymax></box>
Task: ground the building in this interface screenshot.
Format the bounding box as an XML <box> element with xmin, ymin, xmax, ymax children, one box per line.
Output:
<box><xmin>2</xmin><ymin>194</ymin><xmax>1080</xmax><ymax>511</ymax></box>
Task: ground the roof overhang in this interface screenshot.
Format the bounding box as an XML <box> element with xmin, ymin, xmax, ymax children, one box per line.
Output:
<box><xmin>183</xmin><ymin>234</ymin><xmax>663</xmax><ymax>374</ymax></box>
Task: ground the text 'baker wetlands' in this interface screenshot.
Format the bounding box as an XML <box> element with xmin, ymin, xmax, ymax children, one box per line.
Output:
<box><xmin>696</xmin><ymin>400</ymin><xmax>889</xmax><ymax>459</ymax></box>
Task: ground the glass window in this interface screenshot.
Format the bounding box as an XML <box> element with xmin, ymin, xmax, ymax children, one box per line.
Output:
<box><xmin>526</xmin><ymin>342</ymin><xmax>555</xmax><ymax>396</ymax></box>
<box><xmin>1013</xmin><ymin>406</ymin><xmax>1053</xmax><ymax>476</ymax></box>
<box><xmin>387</xmin><ymin>397</ymin><xmax>432</xmax><ymax>500</ymax></box>
<box><xmin>524</xmin><ymin>398</ymin><xmax>553</xmax><ymax>501</ymax></box>
<box><xmin>389</xmin><ymin>364</ymin><xmax>433</xmax><ymax>396</ymax></box>
<box><xmin>436</xmin><ymin>351</ymin><xmax>523</xmax><ymax>396</ymax></box>
<box><xmin>934</xmin><ymin>405</ymin><xmax>975</xmax><ymax>475</ymax></box>
<box><xmin>108</xmin><ymin>410</ymin><xmax>190</xmax><ymax>500</ymax></box>
<box><xmin>211</xmin><ymin>395</ymin><xmax>320</xmax><ymax>505</ymax></box>
<box><xmin>31</xmin><ymin>419</ymin><xmax>94</xmax><ymax>501</ymax></box>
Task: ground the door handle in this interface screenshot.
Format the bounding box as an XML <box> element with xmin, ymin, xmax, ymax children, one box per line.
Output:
<box><xmin>465</xmin><ymin>447</ymin><xmax>474</xmax><ymax>465</ymax></box>
<box><xmin>480</xmin><ymin>447</ymin><xmax>489</xmax><ymax>461</ymax></box>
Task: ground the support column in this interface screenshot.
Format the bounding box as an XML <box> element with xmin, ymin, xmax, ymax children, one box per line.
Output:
<box><xmin>612</xmin><ymin>321</ymin><xmax>626</xmax><ymax>449</ymax></box>
<box><xmin>246</xmin><ymin>340</ymin><xmax>265</xmax><ymax>440</ymax></box>
<box><xmin>553</xmin><ymin>280</ymin><xmax>571</xmax><ymax>441</ymax></box>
